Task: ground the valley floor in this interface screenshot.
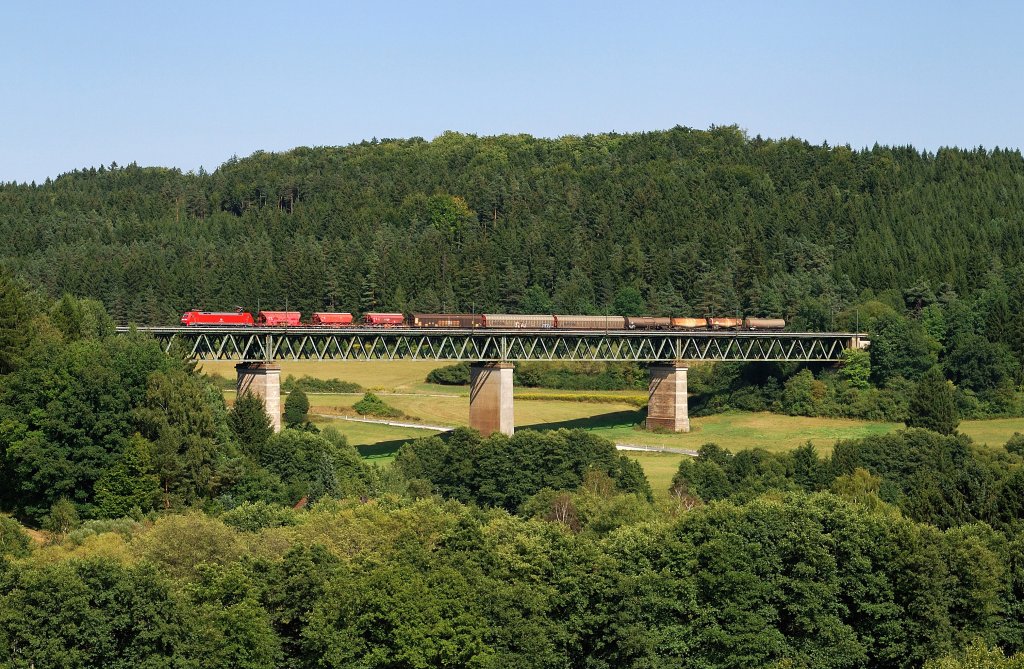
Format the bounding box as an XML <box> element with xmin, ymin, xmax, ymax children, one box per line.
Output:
<box><xmin>202</xmin><ymin>360</ymin><xmax>1024</xmax><ymax>497</ymax></box>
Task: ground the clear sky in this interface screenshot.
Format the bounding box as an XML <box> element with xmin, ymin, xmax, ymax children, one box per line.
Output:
<box><xmin>3</xmin><ymin>0</ymin><xmax>1022</xmax><ymax>183</ymax></box>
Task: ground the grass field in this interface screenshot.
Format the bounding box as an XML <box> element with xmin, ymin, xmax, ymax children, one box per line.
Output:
<box><xmin>209</xmin><ymin>359</ymin><xmax>1024</xmax><ymax>496</ymax></box>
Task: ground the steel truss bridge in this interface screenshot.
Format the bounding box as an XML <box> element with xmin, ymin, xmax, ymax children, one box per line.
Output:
<box><xmin>117</xmin><ymin>327</ymin><xmax>868</xmax><ymax>363</ymax></box>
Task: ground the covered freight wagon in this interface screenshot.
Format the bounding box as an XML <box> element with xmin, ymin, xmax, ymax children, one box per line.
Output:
<box><xmin>554</xmin><ymin>315</ymin><xmax>628</xmax><ymax>330</ymax></box>
<box><xmin>412</xmin><ymin>313</ymin><xmax>484</xmax><ymax>328</ymax></box>
<box><xmin>256</xmin><ymin>311</ymin><xmax>302</xmax><ymax>326</ymax></box>
<box><xmin>311</xmin><ymin>312</ymin><xmax>354</xmax><ymax>326</ymax></box>
<box><xmin>482</xmin><ymin>314</ymin><xmax>555</xmax><ymax>329</ymax></box>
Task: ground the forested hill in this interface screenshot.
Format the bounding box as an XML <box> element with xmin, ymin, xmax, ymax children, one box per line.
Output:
<box><xmin>2</xmin><ymin>126</ymin><xmax>1024</xmax><ymax>328</ymax></box>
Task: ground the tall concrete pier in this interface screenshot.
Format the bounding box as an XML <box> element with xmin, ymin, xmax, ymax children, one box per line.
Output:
<box><xmin>646</xmin><ymin>363</ymin><xmax>690</xmax><ymax>432</ymax></box>
<box><xmin>469</xmin><ymin>362</ymin><xmax>515</xmax><ymax>437</ymax></box>
<box><xmin>236</xmin><ymin>362</ymin><xmax>282</xmax><ymax>433</ymax></box>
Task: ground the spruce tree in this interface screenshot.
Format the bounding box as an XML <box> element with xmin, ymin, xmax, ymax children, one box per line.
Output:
<box><xmin>284</xmin><ymin>389</ymin><xmax>311</xmax><ymax>427</ymax></box>
<box><xmin>906</xmin><ymin>366</ymin><xmax>959</xmax><ymax>435</ymax></box>
<box><xmin>228</xmin><ymin>391</ymin><xmax>274</xmax><ymax>456</ymax></box>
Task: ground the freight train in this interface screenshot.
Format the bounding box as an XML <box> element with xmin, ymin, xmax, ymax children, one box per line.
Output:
<box><xmin>180</xmin><ymin>310</ymin><xmax>785</xmax><ymax>330</ymax></box>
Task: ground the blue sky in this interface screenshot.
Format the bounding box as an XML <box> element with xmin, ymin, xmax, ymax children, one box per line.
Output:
<box><xmin>2</xmin><ymin>1</ymin><xmax>1021</xmax><ymax>183</ymax></box>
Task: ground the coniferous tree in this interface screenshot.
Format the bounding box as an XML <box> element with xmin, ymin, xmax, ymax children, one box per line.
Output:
<box><xmin>283</xmin><ymin>389</ymin><xmax>310</xmax><ymax>428</ymax></box>
<box><xmin>228</xmin><ymin>392</ymin><xmax>274</xmax><ymax>457</ymax></box>
<box><xmin>906</xmin><ymin>366</ymin><xmax>959</xmax><ymax>435</ymax></box>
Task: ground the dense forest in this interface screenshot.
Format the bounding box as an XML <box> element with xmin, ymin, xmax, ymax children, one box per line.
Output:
<box><xmin>2</xmin><ymin>126</ymin><xmax>1024</xmax><ymax>418</ymax></box>
<box><xmin>0</xmin><ymin>277</ymin><xmax>1023</xmax><ymax>667</ymax></box>
<box><xmin>5</xmin><ymin>128</ymin><xmax>1024</xmax><ymax>666</ymax></box>
<box><xmin>2</xmin><ymin>126</ymin><xmax>1024</xmax><ymax>330</ymax></box>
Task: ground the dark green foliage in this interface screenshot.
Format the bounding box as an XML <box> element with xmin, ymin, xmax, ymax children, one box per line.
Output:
<box><xmin>426</xmin><ymin>362</ymin><xmax>471</xmax><ymax>385</ymax></box>
<box><xmin>220</xmin><ymin>500</ymin><xmax>299</xmax><ymax>532</ymax></box>
<box><xmin>0</xmin><ymin>515</ymin><xmax>30</xmax><ymax>558</ymax></box>
<box><xmin>283</xmin><ymin>389</ymin><xmax>310</xmax><ymax>427</ymax></box>
<box><xmin>1005</xmin><ymin>433</ymin><xmax>1024</xmax><ymax>456</ymax></box>
<box><xmin>945</xmin><ymin>335</ymin><xmax>1020</xmax><ymax>392</ymax></box>
<box><xmin>228</xmin><ymin>391</ymin><xmax>274</xmax><ymax>457</ymax></box>
<box><xmin>515</xmin><ymin>361</ymin><xmax>648</xmax><ymax>390</ymax></box>
<box><xmin>672</xmin><ymin>430</ymin><xmax>1014</xmax><ymax>531</ymax></box>
<box><xmin>0</xmin><ymin>269</ymin><xmax>40</xmax><ymax>375</ymax></box>
<box><xmin>428</xmin><ymin>361</ymin><xmax>649</xmax><ymax>390</ymax></box>
<box><xmin>908</xmin><ymin>366</ymin><xmax>960</xmax><ymax>435</ymax></box>
<box><xmin>0</xmin><ymin>559</ymin><xmax>192</xmax><ymax>668</ymax></box>
<box><xmin>394</xmin><ymin>428</ymin><xmax>652</xmax><ymax>511</ymax></box>
<box><xmin>0</xmin><ymin>331</ymin><xmax>175</xmax><ymax>520</ymax></box>
<box><xmin>352</xmin><ymin>392</ymin><xmax>401</xmax><ymax>418</ymax></box>
<box><xmin>672</xmin><ymin>443</ymin><xmax>805</xmax><ymax>501</ymax></box>
<box><xmin>831</xmin><ymin>429</ymin><xmax>997</xmax><ymax>528</ymax></box>
<box><xmin>256</xmin><ymin>429</ymin><xmax>367</xmax><ymax>503</ymax></box>
<box><xmin>839</xmin><ymin>348</ymin><xmax>872</xmax><ymax>389</ymax></box>
<box><xmin>611</xmin><ymin>285</ymin><xmax>646</xmax><ymax>316</ymax></box>
<box><xmin>871</xmin><ymin>315</ymin><xmax>939</xmax><ymax>383</ymax></box>
<box><xmin>281</xmin><ymin>375</ymin><xmax>360</xmax><ymax>393</ymax></box>
<box><xmin>4</xmin><ymin>131</ymin><xmax>1023</xmax><ymax>361</ymax></box>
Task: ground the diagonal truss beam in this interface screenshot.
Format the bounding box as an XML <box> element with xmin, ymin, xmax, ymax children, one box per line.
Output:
<box><xmin>132</xmin><ymin>328</ymin><xmax>865</xmax><ymax>363</ymax></box>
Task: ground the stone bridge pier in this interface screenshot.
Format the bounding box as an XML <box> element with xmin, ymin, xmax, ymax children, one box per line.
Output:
<box><xmin>236</xmin><ymin>362</ymin><xmax>282</xmax><ymax>432</ymax></box>
<box><xmin>469</xmin><ymin>362</ymin><xmax>515</xmax><ymax>437</ymax></box>
<box><xmin>646</xmin><ymin>362</ymin><xmax>690</xmax><ymax>432</ymax></box>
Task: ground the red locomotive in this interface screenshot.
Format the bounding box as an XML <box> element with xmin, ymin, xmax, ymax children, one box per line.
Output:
<box><xmin>180</xmin><ymin>310</ymin><xmax>255</xmax><ymax>326</ymax></box>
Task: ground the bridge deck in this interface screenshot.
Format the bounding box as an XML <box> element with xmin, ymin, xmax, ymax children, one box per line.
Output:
<box><xmin>118</xmin><ymin>326</ymin><xmax>867</xmax><ymax>362</ymax></box>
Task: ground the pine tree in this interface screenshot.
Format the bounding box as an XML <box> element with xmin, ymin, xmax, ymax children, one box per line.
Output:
<box><xmin>906</xmin><ymin>366</ymin><xmax>959</xmax><ymax>435</ymax></box>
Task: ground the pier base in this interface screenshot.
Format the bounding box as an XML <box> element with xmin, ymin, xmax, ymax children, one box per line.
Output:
<box><xmin>469</xmin><ymin>362</ymin><xmax>514</xmax><ymax>437</ymax></box>
<box><xmin>646</xmin><ymin>363</ymin><xmax>690</xmax><ymax>432</ymax></box>
<box><xmin>236</xmin><ymin>362</ymin><xmax>282</xmax><ymax>433</ymax></box>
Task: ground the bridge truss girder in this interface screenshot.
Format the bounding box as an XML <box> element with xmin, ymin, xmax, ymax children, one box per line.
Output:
<box><xmin>122</xmin><ymin>327</ymin><xmax>863</xmax><ymax>363</ymax></box>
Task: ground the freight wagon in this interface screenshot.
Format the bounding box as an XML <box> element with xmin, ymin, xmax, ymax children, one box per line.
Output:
<box><xmin>255</xmin><ymin>311</ymin><xmax>301</xmax><ymax>326</ymax></box>
<box><xmin>311</xmin><ymin>312</ymin><xmax>354</xmax><ymax>326</ymax></box>
<box><xmin>412</xmin><ymin>313</ymin><xmax>484</xmax><ymax>328</ymax></box>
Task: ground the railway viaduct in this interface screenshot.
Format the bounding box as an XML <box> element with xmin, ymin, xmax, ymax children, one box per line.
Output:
<box><xmin>118</xmin><ymin>327</ymin><xmax>869</xmax><ymax>435</ymax></box>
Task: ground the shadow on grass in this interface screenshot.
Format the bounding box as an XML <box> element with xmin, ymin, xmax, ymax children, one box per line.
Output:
<box><xmin>518</xmin><ymin>409</ymin><xmax>646</xmax><ymax>432</ymax></box>
<box><xmin>357</xmin><ymin>438</ymin><xmax>418</xmax><ymax>459</ymax></box>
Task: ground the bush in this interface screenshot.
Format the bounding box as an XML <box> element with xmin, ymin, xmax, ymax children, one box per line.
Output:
<box><xmin>426</xmin><ymin>363</ymin><xmax>471</xmax><ymax>385</ymax></box>
<box><xmin>353</xmin><ymin>392</ymin><xmax>402</xmax><ymax>418</ymax></box>
<box><xmin>0</xmin><ymin>515</ymin><xmax>31</xmax><ymax>557</ymax></box>
<box><xmin>221</xmin><ymin>501</ymin><xmax>299</xmax><ymax>532</ymax></box>
<box><xmin>282</xmin><ymin>375</ymin><xmax>361</xmax><ymax>393</ymax></box>
<box><xmin>1005</xmin><ymin>433</ymin><xmax>1024</xmax><ymax>456</ymax></box>
<box><xmin>515</xmin><ymin>361</ymin><xmax>648</xmax><ymax>391</ymax></box>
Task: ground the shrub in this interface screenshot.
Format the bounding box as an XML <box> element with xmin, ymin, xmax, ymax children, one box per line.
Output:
<box><xmin>282</xmin><ymin>375</ymin><xmax>361</xmax><ymax>393</ymax></box>
<box><xmin>0</xmin><ymin>515</ymin><xmax>31</xmax><ymax>557</ymax></box>
<box><xmin>353</xmin><ymin>392</ymin><xmax>402</xmax><ymax>418</ymax></box>
<box><xmin>221</xmin><ymin>501</ymin><xmax>299</xmax><ymax>532</ymax></box>
<box><xmin>426</xmin><ymin>363</ymin><xmax>471</xmax><ymax>385</ymax></box>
